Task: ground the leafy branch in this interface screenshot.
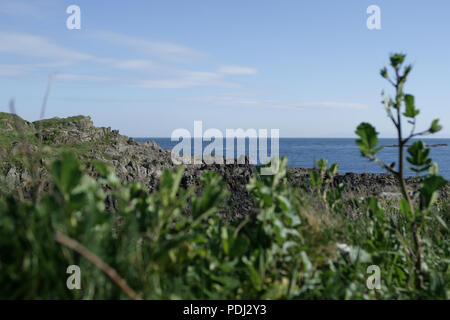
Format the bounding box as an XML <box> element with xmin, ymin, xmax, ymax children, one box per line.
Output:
<box><xmin>356</xmin><ymin>53</ymin><xmax>447</xmax><ymax>290</ymax></box>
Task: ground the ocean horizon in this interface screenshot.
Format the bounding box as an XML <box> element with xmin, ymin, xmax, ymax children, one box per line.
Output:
<box><xmin>135</xmin><ymin>137</ymin><xmax>450</xmax><ymax>179</ymax></box>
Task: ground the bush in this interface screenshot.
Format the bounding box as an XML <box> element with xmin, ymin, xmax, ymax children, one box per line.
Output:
<box><xmin>0</xmin><ymin>152</ymin><xmax>448</xmax><ymax>299</ymax></box>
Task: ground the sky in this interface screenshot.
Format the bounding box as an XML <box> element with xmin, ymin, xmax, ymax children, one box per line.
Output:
<box><xmin>0</xmin><ymin>0</ymin><xmax>449</xmax><ymax>138</ymax></box>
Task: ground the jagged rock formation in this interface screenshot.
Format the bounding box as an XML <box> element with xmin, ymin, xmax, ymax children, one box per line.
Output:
<box><xmin>0</xmin><ymin>113</ymin><xmax>258</xmax><ymax>218</ymax></box>
<box><xmin>1</xmin><ymin>113</ymin><xmax>448</xmax><ymax>218</ymax></box>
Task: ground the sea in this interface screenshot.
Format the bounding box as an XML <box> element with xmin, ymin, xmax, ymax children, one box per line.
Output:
<box><xmin>134</xmin><ymin>138</ymin><xmax>450</xmax><ymax>180</ymax></box>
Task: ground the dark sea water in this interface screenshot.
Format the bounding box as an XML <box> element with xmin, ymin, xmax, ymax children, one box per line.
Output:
<box><xmin>134</xmin><ymin>138</ymin><xmax>450</xmax><ymax>180</ymax></box>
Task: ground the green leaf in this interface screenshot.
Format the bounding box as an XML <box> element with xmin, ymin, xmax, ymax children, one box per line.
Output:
<box><xmin>399</xmin><ymin>199</ymin><xmax>412</xmax><ymax>217</ymax></box>
<box><xmin>406</xmin><ymin>141</ymin><xmax>432</xmax><ymax>173</ymax></box>
<box><xmin>403</xmin><ymin>94</ymin><xmax>420</xmax><ymax>118</ymax></box>
<box><xmin>429</xmin><ymin>162</ymin><xmax>439</xmax><ymax>176</ymax></box>
<box><xmin>50</xmin><ymin>152</ymin><xmax>83</xmax><ymax>196</ymax></box>
<box><xmin>381</xmin><ymin>91</ymin><xmax>391</xmax><ymax>113</ymax></box>
<box><xmin>420</xmin><ymin>175</ymin><xmax>447</xmax><ymax>209</ymax></box>
<box><xmin>403</xmin><ymin>64</ymin><xmax>413</xmax><ymax>78</ymax></box>
<box><xmin>309</xmin><ymin>170</ymin><xmax>321</xmax><ymax>189</ymax></box>
<box><xmin>434</xmin><ymin>214</ymin><xmax>448</xmax><ymax>231</ymax></box>
<box><xmin>390</xmin><ymin>53</ymin><xmax>406</xmax><ymax>69</ymax></box>
<box><xmin>93</xmin><ymin>160</ymin><xmax>120</xmax><ymax>187</ymax></box>
<box><xmin>316</xmin><ymin>158</ymin><xmax>328</xmax><ymax>172</ymax></box>
<box><xmin>329</xmin><ymin>163</ymin><xmax>339</xmax><ymax>176</ymax></box>
<box><xmin>231</xmin><ymin>235</ymin><xmax>250</xmax><ymax>258</ymax></box>
<box><xmin>191</xmin><ymin>171</ymin><xmax>229</xmax><ymax>219</ymax></box>
<box><xmin>355</xmin><ymin>123</ymin><xmax>382</xmax><ymax>156</ymax></box>
<box><xmin>380</xmin><ymin>67</ymin><xmax>388</xmax><ymax>79</ymax></box>
<box><xmin>367</xmin><ymin>197</ymin><xmax>385</xmax><ymax>221</ymax></box>
<box><xmin>429</xmin><ymin>119</ymin><xmax>442</xmax><ymax>134</ymax></box>
<box><xmin>221</xmin><ymin>227</ymin><xmax>230</xmax><ymax>255</ymax></box>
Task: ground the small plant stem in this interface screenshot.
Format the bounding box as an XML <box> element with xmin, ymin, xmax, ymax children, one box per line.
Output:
<box><xmin>55</xmin><ymin>232</ymin><xmax>142</xmax><ymax>300</ymax></box>
<box><xmin>395</xmin><ymin>82</ymin><xmax>424</xmax><ymax>289</ymax></box>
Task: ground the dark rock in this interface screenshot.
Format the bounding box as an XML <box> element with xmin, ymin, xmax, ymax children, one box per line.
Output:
<box><xmin>1</xmin><ymin>113</ymin><xmax>448</xmax><ymax>219</ymax></box>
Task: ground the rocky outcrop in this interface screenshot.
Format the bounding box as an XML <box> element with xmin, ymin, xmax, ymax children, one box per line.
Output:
<box><xmin>286</xmin><ymin>168</ymin><xmax>450</xmax><ymax>202</ymax></box>
<box><xmin>1</xmin><ymin>113</ymin><xmax>448</xmax><ymax>218</ymax></box>
<box><xmin>0</xmin><ymin>114</ymin><xmax>259</xmax><ymax>218</ymax></box>
<box><xmin>181</xmin><ymin>157</ymin><xmax>256</xmax><ymax>220</ymax></box>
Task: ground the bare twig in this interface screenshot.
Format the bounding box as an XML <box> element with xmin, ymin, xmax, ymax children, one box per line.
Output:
<box><xmin>403</xmin><ymin>129</ymin><xmax>430</xmax><ymax>145</ymax></box>
<box><xmin>407</xmin><ymin>118</ymin><xmax>417</xmax><ymax>141</ymax></box>
<box><xmin>55</xmin><ymin>232</ymin><xmax>142</xmax><ymax>300</ymax></box>
<box><xmin>387</xmin><ymin>108</ymin><xmax>398</xmax><ymax>128</ymax></box>
<box><xmin>366</xmin><ymin>153</ymin><xmax>398</xmax><ymax>175</ymax></box>
<box><xmin>37</xmin><ymin>74</ymin><xmax>54</xmax><ymax>143</ymax></box>
<box><xmin>387</xmin><ymin>78</ymin><xmax>396</xmax><ymax>88</ymax></box>
<box><xmin>9</xmin><ymin>99</ymin><xmax>27</xmax><ymax>144</ymax></box>
<box><xmin>40</xmin><ymin>74</ymin><xmax>53</xmax><ymax>120</ymax></box>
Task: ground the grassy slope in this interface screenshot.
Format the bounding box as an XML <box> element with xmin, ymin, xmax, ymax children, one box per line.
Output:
<box><xmin>0</xmin><ymin>113</ymin><xmax>110</xmax><ymax>175</ymax></box>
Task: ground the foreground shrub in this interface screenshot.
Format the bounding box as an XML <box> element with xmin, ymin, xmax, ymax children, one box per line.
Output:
<box><xmin>0</xmin><ymin>153</ymin><xmax>448</xmax><ymax>299</ymax></box>
<box><xmin>355</xmin><ymin>53</ymin><xmax>447</xmax><ymax>289</ymax></box>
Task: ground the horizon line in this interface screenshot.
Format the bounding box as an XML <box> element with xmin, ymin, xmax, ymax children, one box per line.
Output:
<box><xmin>133</xmin><ymin>136</ymin><xmax>450</xmax><ymax>139</ymax></box>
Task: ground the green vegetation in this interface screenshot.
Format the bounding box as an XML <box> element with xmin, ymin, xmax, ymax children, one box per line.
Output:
<box><xmin>0</xmin><ymin>53</ymin><xmax>448</xmax><ymax>299</ymax></box>
<box><xmin>0</xmin><ymin>112</ymin><xmax>115</xmax><ymax>176</ymax></box>
<box><xmin>35</xmin><ymin>115</ymin><xmax>90</xmax><ymax>129</ymax></box>
<box><xmin>355</xmin><ymin>53</ymin><xmax>447</xmax><ymax>289</ymax></box>
<box><xmin>0</xmin><ymin>112</ymin><xmax>38</xmax><ymax>148</ymax></box>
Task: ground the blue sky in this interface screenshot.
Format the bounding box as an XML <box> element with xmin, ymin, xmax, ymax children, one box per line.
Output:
<box><xmin>1</xmin><ymin>0</ymin><xmax>449</xmax><ymax>137</ymax></box>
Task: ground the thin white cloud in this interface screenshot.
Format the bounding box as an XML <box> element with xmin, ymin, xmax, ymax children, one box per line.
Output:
<box><xmin>0</xmin><ymin>0</ymin><xmax>51</xmax><ymax>18</ymax></box>
<box><xmin>0</xmin><ymin>32</ymin><xmax>93</xmax><ymax>62</ymax></box>
<box><xmin>53</xmin><ymin>73</ymin><xmax>115</xmax><ymax>82</ymax></box>
<box><xmin>112</xmin><ymin>59</ymin><xmax>158</xmax><ymax>70</ymax></box>
<box><xmin>92</xmin><ymin>31</ymin><xmax>204</xmax><ymax>62</ymax></box>
<box><xmin>0</xmin><ymin>31</ymin><xmax>256</xmax><ymax>89</ymax></box>
<box><xmin>185</xmin><ymin>94</ymin><xmax>368</xmax><ymax>110</ymax></box>
<box><xmin>134</xmin><ymin>70</ymin><xmax>238</xmax><ymax>89</ymax></box>
<box><xmin>218</xmin><ymin>65</ymin><xmax>258</xmax><ymax>75</ymax></box>
<box><xmin>35</xmin><ymin>61</ymin><xmax>75</xmax><ymax>68</ymax></box>
<box><xmin>279</xmin><ymin>102</ymin><xmax>369</xmax><ymax>110</ymax></box>
<box><xmin>0</xmin><ymin>64</ymin><xmax>34</xmax><ymax>76</ymax></box>
<box><xmin>187</xmin><ymin>95</ymin><xmax>259</xmax><ymax>105</ymax></box>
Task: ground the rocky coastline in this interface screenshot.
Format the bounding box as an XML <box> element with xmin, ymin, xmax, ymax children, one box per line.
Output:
<box><xmin>1</xmin><ymin>113</ymin><xmax>448</xmax><ymax>218</ymax></box>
